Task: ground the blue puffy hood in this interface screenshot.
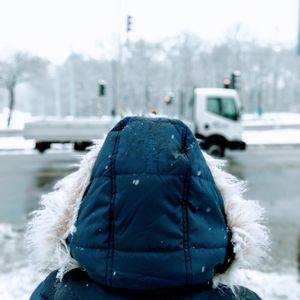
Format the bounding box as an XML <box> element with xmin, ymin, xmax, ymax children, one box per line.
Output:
<box><xmin>68</xmin><ymin>116</ymin><xmax>231</xmax><ymax>291</ymax></box>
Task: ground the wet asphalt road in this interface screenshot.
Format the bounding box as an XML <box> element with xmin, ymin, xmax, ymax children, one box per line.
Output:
<box><xmin>227</xmin><ymin>147</ymin><xmax>300</xmax><ymax>226</ymax></box>
<box><xmin>0</xmin><ymin>150</ymin><xmax>80</xmax><ymax>225</ymax></box>
<box><xmin>0</xmin><ymin>147</ymin><xmax>299</xmax><ymax>272</ymax></box>
<box><xmin>226</xmin><ymin>147</ymin><xmax>300</xmax><ymax>273</ymax></box>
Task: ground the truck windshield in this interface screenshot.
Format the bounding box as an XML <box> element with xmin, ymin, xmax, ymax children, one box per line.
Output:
<box><xmin>207</xmin><ymin>97</ymin><xmax>240</xmax><ymax>121</ymax></box>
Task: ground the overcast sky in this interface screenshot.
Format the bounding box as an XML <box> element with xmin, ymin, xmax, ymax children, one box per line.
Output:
<box><xmin>0</xmin><ymin>0</ymin><xmax>298</xmax><ymax>64</ymax></box>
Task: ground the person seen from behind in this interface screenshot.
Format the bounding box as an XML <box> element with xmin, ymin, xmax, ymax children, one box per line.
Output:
<box><xmin>27</xmin><ymin>116</ymin><xmax>269</xmax><ymax>299</ymax></box>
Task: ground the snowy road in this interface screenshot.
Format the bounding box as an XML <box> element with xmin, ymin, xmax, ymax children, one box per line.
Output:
<box><xmin>0</xmin><ymin>147</ymin><xmax>300</xmax><ymax>299</ymax></box>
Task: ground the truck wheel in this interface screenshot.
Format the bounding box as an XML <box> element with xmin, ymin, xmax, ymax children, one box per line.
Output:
<box><xmin>74</xmin><ymin>142</ymin><xmax>93</xmax><ymax>151</ymax></box>
<box><xmin>35</xmin><ymin>141</ymin><xmax>51</xmax><ymax>153</ymax></box>
<box><xmin>206</xmin><ymin>143</ymin><xmax>225</xmax><ymax>158</ymax></box>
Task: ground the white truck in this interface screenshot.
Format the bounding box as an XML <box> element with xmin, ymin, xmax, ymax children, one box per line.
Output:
<box><xmin>23</xmin><ymin>116</ymin><xmax>120</xmax><ymax>153</ymax></box>
<box><xmin>190</xmin><ymin>88</ymin><xmax>246</xmax><ymax>157</ymax></box>
<box><xmin>23</xmin><ymin>88</ymin><xmax>245</xmax><ymax>156</ymax></box>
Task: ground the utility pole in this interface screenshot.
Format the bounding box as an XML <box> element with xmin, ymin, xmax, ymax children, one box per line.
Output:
<box><xmin>69</xmin><ymin>58</ymin><xmax>76</xmax><ymax>117</ymax></box>
<box><xmin>112</xmin><ymin>1</ymin><xmax>133</xmax><ymax>116</ymax></box>
<box><xmin>113</xmin><ymin>2</ymin><xmax>123</xmax><ymax>116</ymax></box>
<box><xmin>116</xmin><ymin>39</ymin><xmax>122</xmax><ymax>116</ymax></box>
<box><xmin>297</xmin><ymin>0</ymin><xmax>300</xmax><ymax>55</ymax></box>
<box><xmin>115</xmin><ymin>22</ymin><xmax>134</xmax><ymax>116</ymax></box>
<box><xmin>55</xmin><ymin>68</ymin><xmax>61</xmax><ymax>117</ymax></box>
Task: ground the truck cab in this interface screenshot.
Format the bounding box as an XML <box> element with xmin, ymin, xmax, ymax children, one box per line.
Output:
<box><xmin>192</xmin><ymin>88</ymin><xmax>246</xmax><ymax>157</ymax></box>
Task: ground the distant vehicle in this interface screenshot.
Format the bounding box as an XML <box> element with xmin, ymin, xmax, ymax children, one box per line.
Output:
<box><xmin>189</xmin><ymin>88</ymin><xmax>246</xmax><ymax>157</ymax></box>
<box><xmin>23</xmin><ymin>116</ymin><xmax>120</xmax><ymax>153</ymax></box>
<box><xmin>23</xmin><ymin>88</ymin><xmax>245</xmax><ymax>156</ymax></box>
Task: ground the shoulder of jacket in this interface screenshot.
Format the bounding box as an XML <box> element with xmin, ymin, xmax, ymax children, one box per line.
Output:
<box><xmin>30</xmin><ymin>269</ymin><xmax>114</xmax><ymax>300</ymax></box>
<box><xmin>234</xmin><ymin>286</ymin><xmax>262</xmax><ymax>300</ymax></box>
<box><xmin>29</xmin><ymin>271</ymin><xmax>58</xmax><ymax>300</ymax></box>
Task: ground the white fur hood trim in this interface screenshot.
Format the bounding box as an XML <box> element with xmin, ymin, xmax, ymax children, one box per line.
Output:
<box><xmin>203</xmin><ymin>153</ymin><xmax>270</xmax><ymax>288</ymax></box>
<box><xmin>26</xmin><ymin>142</ymin><xmax>103</xmax><ymax>278</ymax></box>
<box><xmin>26</xmin><ymin>143</ymin><xmax>269</xmax><ymax>286</ymax></box>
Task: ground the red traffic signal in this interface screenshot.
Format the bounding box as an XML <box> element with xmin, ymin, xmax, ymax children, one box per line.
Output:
<box><xmin>223</xmin><ymin>78</ymin><xmax>231</xmax><ymax>89</ymax></box>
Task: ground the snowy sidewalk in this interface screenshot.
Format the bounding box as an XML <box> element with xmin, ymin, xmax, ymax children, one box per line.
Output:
<box><xmin>243</xmin><ymin>129</ymin><xmax>300</xmax><ymax>146</ymax></box>
<box><xmin>237</xmin><ymin>269</ymin><xmax>300</xmax><ymax>300</ymax></box>
<box><xmin>0</xmin><ymin>137</ymin><xmax>35</xmax><ymax>150</ymax></box>
<box><xmin>0</xmin><ymin>221</ymin><xmax>299</xmax><ymax>300</ymax></box>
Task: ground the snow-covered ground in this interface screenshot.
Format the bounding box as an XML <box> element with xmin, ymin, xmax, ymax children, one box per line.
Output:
<box><xmin>0</xmin><ymin>223</ymin><xmax>299</xmax><ymax>300</ymax></box>
<box><xmin>0</xmin><ymin>267</ymin><xmax>45</xmax><ymax>300</ymax></box>
<box><xmin>237</xmin><ymin>270</ymin><xmax>300</xmax><ymax>299</ymax></box>
<box><xmin>243</xmin><ymin>129</ymin><xmax>300</xmax><ymax>145</ymax></box>
<box><xmin>0</xmin><ymin>137</ymin><xmax>35</xmax><ymax>150</ymax></box>
<box><xmin>242</xmin><ymin>113</ymin><xmax>300</xmax><ymax>145</ymax></box>
<box><xmin>0</xmin><ymin>108</ymin><xmax>33</xmax><ymax>130</ymax></box>
<box><xmin>243</xmin><ymin>112</ymin><xmax>300</xmax><ymax>125</ymax></box>
<box><xmin>243</xmin><ymin>112</ymin><xmax>300</xmax><ymax>130</ymax></box>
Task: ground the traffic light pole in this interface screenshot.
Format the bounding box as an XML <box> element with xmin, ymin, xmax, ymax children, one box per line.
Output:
<box><xmin>112</xmin><ymin>1</ymin><xmax>124</xmax><ymax>116</ymax></box>
<box><xmin>112</xmin><ymin>1</ymin><xmax>133</xmax><ymax>116</ymax></box>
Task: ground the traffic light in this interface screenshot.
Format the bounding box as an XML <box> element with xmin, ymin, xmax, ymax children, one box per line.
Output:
<box><xmin>127</xmin><ymin>15</ymin><xmax>133</xmax><ymax>32</ymax></box>
<box><xmin>98</xmin><ymin>80</ymin><xmax>106</xmax><ymax>96</ymax></box>
<box><xmin>164</xmin><ymin>94</ymin><xmax>174</xmax><ymax>105</ymax></box>
<box><xmin>223</xmin><ymin>78</ymin><xmax>231</xmax><ymax>89</ymax></box>
<box><xmin>231</xmin><ymin>70</ymin><xmax>241</xmax><ymax>89</ymax></box>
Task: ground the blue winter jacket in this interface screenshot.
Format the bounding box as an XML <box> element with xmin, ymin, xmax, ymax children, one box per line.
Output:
<box><xmin>30</xmin><ymin>117</ymin><xmax>261</xmax><ymax>299</ymax></box>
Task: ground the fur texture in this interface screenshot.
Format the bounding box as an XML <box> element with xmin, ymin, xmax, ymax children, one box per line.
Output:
<box><xmin>26</xmin><ymin>141</ymin><xmax>269</xmax><ymax>287</ymax></box>
<box><xmin>26</xmin><ymin>141</ymin><xmax>103</xmax><ymax>279</ymax></box>
<box><xmin>202</xmin><ymin>153</ymin><xmax>270</xmax><ymax>288</ymax></box>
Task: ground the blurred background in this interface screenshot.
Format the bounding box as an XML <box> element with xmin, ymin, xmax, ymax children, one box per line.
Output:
<box><xmin>0</xmin><ymin>0</ymin><xmax>300</xmax><ymax>299</ymax></box>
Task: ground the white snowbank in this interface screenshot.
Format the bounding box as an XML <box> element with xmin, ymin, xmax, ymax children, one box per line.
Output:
<box><xmin>243</xmin><ymin>129</ymin><xmax>300</xmax><ymax>145</ymax></box>
<box><xmin>243</xmin><ymin>112</ymin><xmax>300</xmax><ymax>127</ymax></box>
<box><xmin>0</xmin><ymin>108</ymin><xmax>33</xmax><ymax>129</ymax></box>
<box><xmin>0</xmin><ymin>137</ymin><xmax>35</xmax><ymax>150</ymax></box>
<box><xmin>0</xmin><ymin>267</ymin><xmax>45</xmax><ymax>300</ymax></box>
<box><xmin>237</xmin><ymin>269</ymin><xmax>300</xmax><ymax>300</ymax></box>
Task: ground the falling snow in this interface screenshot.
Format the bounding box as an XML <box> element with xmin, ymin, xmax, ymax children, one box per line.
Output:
<box><xmin>132</xmin><ymin>179</ymin><xmax>140</xmax><ymax>186</ymax></box>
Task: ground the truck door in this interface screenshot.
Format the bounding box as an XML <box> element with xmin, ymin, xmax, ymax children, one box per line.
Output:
<box><xmin>205</xmin><ymin>96</ymin><xmax>242</xmax><ymax>140</ymax></box>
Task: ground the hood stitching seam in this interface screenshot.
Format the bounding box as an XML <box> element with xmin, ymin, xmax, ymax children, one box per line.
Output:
<box><xmin>180</xmin><ymin>125</ymin><xmax>193</xmax><ymax>284</ymax></box>
<box><xmin>70</xmin><ymin>245</ymin><xmax>227</xmax><ymax>251</ymax></box>
<box><xmin>105</xmin><ymin>131</ymin><xmax>121</xmax><ymax>287</ymax></box>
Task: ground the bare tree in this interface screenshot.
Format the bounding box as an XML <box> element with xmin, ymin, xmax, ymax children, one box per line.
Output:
<box><xmin>0</xmin><ymin>52</ymin><xmax>47</xmax><ymax>127</ymax></box>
